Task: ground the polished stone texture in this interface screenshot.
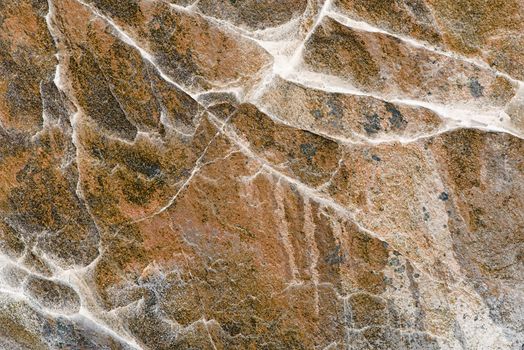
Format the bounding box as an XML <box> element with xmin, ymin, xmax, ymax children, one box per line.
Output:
<box><xmin>0</xmin><ymin>0</ymin><xmax>523</xmax><ymax>349</ymax></box>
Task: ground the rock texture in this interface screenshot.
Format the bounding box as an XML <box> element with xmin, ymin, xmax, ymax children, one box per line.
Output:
<box><xmin>0</xmin><ymin>0</ymin><xmax>523</xmax><ymax>349</ymax></box>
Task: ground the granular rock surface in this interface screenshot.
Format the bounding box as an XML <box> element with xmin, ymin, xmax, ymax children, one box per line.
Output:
<box><xmin>0</xmin><ymin>0</ymin><xmax>523</xmax><ymax>349</ymax></box>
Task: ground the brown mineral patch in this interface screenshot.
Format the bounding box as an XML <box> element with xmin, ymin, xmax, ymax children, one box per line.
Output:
<box><xmin>323</xmin><ymin>139</ymin><xmax>457</xmax><ymax>283</ymax></box>
<box><xmin>344</xmin><ymin>224</ymin><xmax>389</xmax><ymax>294</ymax></box>
<box><xmin>335</xmin><ymin>0</ymin><xmax>524</xmax><ymax>80</ymax></box>
<box><xmin>0</xmin><ymin>221</ymin><xmax>25</xmax><ymax>259</ymax></box>
<box><xmin>73</xmin><ymin>111</ymin><xmax>218</xmax><ymax>225</ymax></box>
<box><xmin>52</xmin><ymin>0</ymin><xmax>93</xmax><ymax>45</ymax></box>
<box><xmin>86</xmin><ymin>20</ymin><xmax>162</xmax><ymax>132</ymax></box>
<box><xmin>430</xmin><ymin>130</ymin><xmax>524</xmax><ymax>332</ymax></box>
<box><xmin>5</xmin><ymin>126</ymin><xmax>99</xmax><ymax>267</ymax></box>
<box><xmin>0</xmin><ymin>0</ymin><xmax>56</xmax><ymax>133</ymax></box>
<box><xmin>304</xmin><ymin>17</ymin><xmax>380</xmax><ymax>90</ymax></box>
<box><xmin>196</xmin><ymin>0</ymin><xmax>309</xmax><ymax>30</ymax></box>
<box><xmin>0</xmin><ymin>150</ymin><xmax>31</xmax><ymax>208</ymax></box>
<box><xmin>83</xmin><ymin>0</ymin><xmax>273</xmax><ymax>92</ymax></box>
<box><xmin>90</xmin><ymin>0</ymin><xmax>143</xmax><ymax>23</ymax></box>
<box><xmin>93</xmin><ymin>223</ymin><xmax>147</xmax><ymax>308</ymax></box>
<box><xmin>303</xmin><ymin>17</ymin><xmax>517</xmax><ymax>106</ymax></box>
<box><xmin>311</xmin><ymin>201</ymin><xmax>344</xmax><ymax>289</ymax></box>
<box><xmin>24</xmin><ymin>276</ymin><xmax>81</xmax><ymax>314</ymax></box>
<box><xmin>281</xmin><ymin>182</ymin><xmax>310</xmax><ymax>281</ymax></box>
<box><xmin>146</xmin><ymin>61</ymin><xmax>203</xmax><ymax>133</ymax></box>
<box><xmin>68</xmin><ymin>50</ymin><xmax>138</xmax><ymax>141</ymax></box>
<box><xmin>438</xmin><ymin>129</ymin><xmax>484</xmax><ymax>193</ymax></box>
<box><xmin>334</xmin><ymin>0</ymin><xmax>443</xmax><ymax>45</ymax></box>
<box><xmin>348</xmin><ymin>293</ymin><xmax>388</xmax><ymax>328</ymax></box>
<box><xmin>485</xmin><ymin>34</ymin><xmax>524</xmax><ymax>81</ymax></box>
<box><xmin>104</xmin><ymin>134</ymin><xmax>349</xmax><ymax>348</ymax></box>
<box><xmin>426</xmin><ymin>0</ymin><xmax>522</xmax><ymax>56</ymax></box>
<box><xmin>259</xmin><ymin>76</ymin><xmax>443</xmax><ymax>141</ymax></box>
<box><xmin>228</xmin><ymin>103</ymin><xmax>342</xmax><ymax>187</ymax></box>
<box><xmin>144</xmin><ymin>4</ymin><xmax>272</xmax><ymax>91</ymax></box>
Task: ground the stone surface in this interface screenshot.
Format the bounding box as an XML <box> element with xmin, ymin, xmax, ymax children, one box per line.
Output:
<box><xmin>0</xmin><ymin>0</ymin><xmax>523</xmax><ymax>349</ymax></box>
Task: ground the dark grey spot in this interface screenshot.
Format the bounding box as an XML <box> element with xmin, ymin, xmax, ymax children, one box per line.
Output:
<box><xmin>300</xmin><ymin>143</ymin><xmax>317</xmax><ymax>160</ymax></box>
<box><xmin>327</xmin><ymin>98</ymin><xmax>343</xmax><ymax>117</ymax></box>
<box><xmin>90</xmin><ymin>146</ymin><xmax>105</xmax><ymax>161</ymax></box>
<box><xmin>389</xmin><ymin>257</ymin><xmax>400</xmax><ymax>266</ymax></box>
<box><xmin>438</xmin><ymin>192</ymin><xmax>449</xmax><ymax>201</ymax></box>
<box><xmin>311</xmin><ymin>109</ymin><xmax>323</xmax><ymax>119</ymax></box>
<box><xmin>405</xmin><ymin>0</ymin><xmax>433</xmax><ymax>21</ymax></box>
<box><xmin>372</xmin><ymin>154</ymin><xmax>381</xmax><ymax>161</ymax></box>
<box><xmin>362</xmin><ymin>113</ymin><xmax>382</xmax><ymax>134</ymax></box>
<box><xmin>223</xmin><ymin>322</ymin><xmax>242</xmax><ymax>336</ymax></box>
<box><xmin>468</xmin><ymin>78</ymin><xmax>484</xmax><ymax>98</ymax></box>
<box><xmin>124</xmin><ymin>157</ymin><xmax>162</xmax><ymax>178</ymax></box>
<box><xmin>386</xmin><ymin>102</ymin><xmax>407</xmax><ymax>129</ymax></box>
<box><xmin>394</xmin><ymin>265</ymin><xmax>405</xmax><ymax>274</ymax></box>
<box><xmin>325</xmin><ymin>245</ymin><xmax>346</xmax><ymax>265</ymax></box>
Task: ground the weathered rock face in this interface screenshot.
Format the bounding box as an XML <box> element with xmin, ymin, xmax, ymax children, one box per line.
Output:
<box><xmin>0</xmin><ymin>0</ymin><xmax>523</xmax><ymax>349</ymax></box>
